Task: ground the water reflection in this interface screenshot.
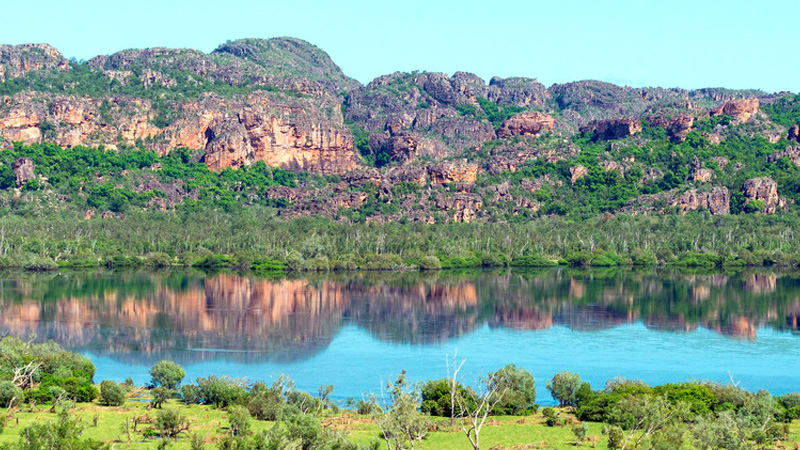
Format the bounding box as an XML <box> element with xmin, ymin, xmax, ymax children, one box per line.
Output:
<box><xmin>0</xmin><ymin>268</ymin><xmax>799</xmax><ymax>365</ymax></box>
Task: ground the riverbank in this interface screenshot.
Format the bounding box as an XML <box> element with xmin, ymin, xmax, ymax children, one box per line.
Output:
<box><xmin>2</xmin><ymin>210</ymin><xmax>800</xmax><ymax>272</ymax></box>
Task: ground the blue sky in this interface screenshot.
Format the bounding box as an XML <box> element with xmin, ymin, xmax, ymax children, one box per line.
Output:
<box><xmin>3</xmin><ymin>0</ymin><xmax>798</xmax><ymax>92</ymax></box>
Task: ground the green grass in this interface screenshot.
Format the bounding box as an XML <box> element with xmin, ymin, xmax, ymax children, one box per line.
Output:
<box><xmin>2</xmin><ymin>396</ymin><xmax>800</xmax><ymax>449</ymax></box>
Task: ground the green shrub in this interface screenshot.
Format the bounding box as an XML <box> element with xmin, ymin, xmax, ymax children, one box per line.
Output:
<box><xmin>197</xmin><ymin>376</ymin><xmax>246</xmax><ymax>408</ymax></box>
<box><xmin>155</xmin><ymin>407</ymin><xmax>189</xmax><ymax>438</ymax></box>
<box><xmin>547</xmin><ymin>371</ymin><xmax>582</xmax><ymax>407</ymax></box>
<box><xmin>227</xmin><ymin>405</ymin><xmax>252</xmax><ymax>436</ymax></box>
<box><xmin>181</xmin><ymin>385</ymin><xmax>203</xmax><ymax>405</ymax></box>
<box><xmin>420</xmin><ymin>379</ymin><xmax>472</xmax><ymax>417</ymax></box>
<box><xmin>98</xmin><ymin>380</ymin><xmax>125</xmax><ymax>406</ymax></box>
<box><xmin>510</xmin><ymin>254</ymin><xmax>557</xmax><ymax>267</ymax></box>
<box><xmin>491</xmin><ymin>364</ymin><xmax>537</xmax><ymax>415</ymax></box>
<box><xmin>418</xmin><ymin>255</ymin><xmax>442</xmax><ymax>270</ymax></box>
<box><xmin>0</xmin><ymin>381</ymin><xmax>23</xmax><ymax>408</ymax></box>
<box><xmin>149</xmin><ymin>360</ymin><xmax>185</xmax><ymax>389</ymax></box>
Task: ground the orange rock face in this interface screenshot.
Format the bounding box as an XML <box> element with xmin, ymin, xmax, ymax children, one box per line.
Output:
<box><xmin>712</xmin><ymin>98</ymin><xmax>759</xmax><ymax>123</ymax></box>
<box><xmin>570</xmin><ymin>165</ymin><xmax>588</xmax><ymax>184</ymax></box>
<box><xmin>428</xmin><ymin>160</ymin><xmax>478</xmax><ymax>185</ymax></box>
<box><xmin>0</xmin><ymin>92</ymin><xmax>361</xmax><ymax>175</ymax></box>
<box><xmin>497</xmin><ymin>112</ymin><xmax>555</xmax><ymax>138</ymax></box>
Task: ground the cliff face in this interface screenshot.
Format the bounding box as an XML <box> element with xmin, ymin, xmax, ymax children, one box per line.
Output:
<box><xmin>0</xmin><ymin>38</ymin><xmax>797</xmax><ymax>223</ymax></box>
<box><xmin>0</xmin><ymin>90</ymin><xmax>359</xmax><ymax>174</ymax></box>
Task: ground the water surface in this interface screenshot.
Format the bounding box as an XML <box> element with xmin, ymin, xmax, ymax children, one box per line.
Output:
<box><xmin>1</xmin><ymin>268</ymin><xmax>798</xmax><ymax>403</ymax></box>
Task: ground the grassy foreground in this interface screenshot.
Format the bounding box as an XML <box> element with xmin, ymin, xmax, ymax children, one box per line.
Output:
<box><xmin>2</xmin><ymin>397</ymin><xmax>800</xmax><ymax>450</ymax></box>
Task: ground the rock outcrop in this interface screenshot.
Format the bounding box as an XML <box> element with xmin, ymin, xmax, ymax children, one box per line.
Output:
<box><xmin>789</xmin><ymin>124</ymin><xmax>800</xmax><ymax>142</ymax></box>
<box><xmin>690</xmin><ymin>156</ymin><xmax>713</xmax><ymax>182</ymax></box>
<box><xmin>570</xmin><ymin>165</ymin><xmax>588</xmax><ymax>184</ymax></box>
<box><xmin>581</xmin><ymin>118</ymin><xmax>642</xmax><ymax>140</ymax></box>
<box><xmin>0</xmin><ymin>44</ymin><xmax>69</xmax><ymax>82</ymax></box>
<box><xmin>743</xmin><ymin>177</ymin><xmax>785</xmax><ymax>213</ymax></box>
<box><xmin>428</xmin><ymin>160</ymin><xmax>478</xmax><ymax>185</ymax></box>
<box><xmin>667</xmin><ymin>114</ymin><xmax>694</xmax><ymax>143</ymax></box>
<box><xmin>435</xmin><ymin>193</ymin><xmax>482</xmax><ymax>223</ymax></box>
<box><xmin>497</xmin><ymin>112</ymin><xmax>555</xmax><ymax>138</ymax></box>
<box><xmin>12</xmin><ymin>157</ymin><xmax>35</xmax><ymax>187</ymax></box>
<box><xmin>674</xmin><ymin>188</ymin><xmax>730</xmax><ymax>215</ymax></box>
<box><xmin>711</xmin><ymin>98</ymin><xmax>759</xmax><ymax>123</ymax></box>
<box><xmin>767</xmin><ymin>146</ymin><xmax>800</xmax><ymax>166</ymax></box>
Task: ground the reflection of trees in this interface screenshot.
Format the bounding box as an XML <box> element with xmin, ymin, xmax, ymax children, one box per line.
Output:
<box><xmin>0</xmin><ymin>268</ymin><xmax>799</xmax><ymax>364</ymax></box>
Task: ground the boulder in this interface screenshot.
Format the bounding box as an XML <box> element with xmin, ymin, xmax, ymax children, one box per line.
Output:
<box><xmin>570</xmin><ymin>165</ymin><xmax>588</xmax><ymax>185</ymax></box>
<box><xmin>12</xmin><ymin>157</ymin><xmax>35</xmax><ymax>187</ymax></box>
<box><xmin>743</xmin><ymin>177</ymin><xmax>785</xmax><ymax>214</ymax></box>
<box><xmin>497</xmin><ymin>112</ymin><xmax>555</xmax><ymax>138</ymax></box>
<box><xmin>767</xmin><ymin>146</ymin><xmax>800</xmax><ymax>166</ymax></box>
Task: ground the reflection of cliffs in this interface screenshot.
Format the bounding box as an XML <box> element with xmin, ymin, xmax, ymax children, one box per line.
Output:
<box><xmin>1</xmin><ymin>269</ymin><xmax>800</xmax><ymax>365</ymax></box>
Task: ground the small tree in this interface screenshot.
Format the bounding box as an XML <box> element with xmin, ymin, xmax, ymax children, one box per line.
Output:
<box><xmin>374</xmin><ymin>372</ymin><xmax>432</xmax><ymax>450</ymax></box>
<box><xmin>611</xmin><ymin>394</ymin><xmax>689</xmax><ymax>450</ymax></box>
<box><xmin>181</xmin><ymin>385</ymin><xmax>202</xmax><ymax>405</ymax></box>
<box><xmin>99</xmin><ymin>380</ymin><xmax>126</xmax><ymax>406</ymax></box>
<box><xmin>572</xmin><ymin>423</ymin><xmax>588</xmax><ymax>445</ymax></box>
<box><xmin>450</xmin><ymin>365</ymin><xmax>513</xmax><ymax>450</ymax></box>
<box><xmin>152</xmin><ymin>387</ymin><xmax>172</xmax><ymax>409</ymax></box>
<box><xmin>0</xmin><ymin>381</ymin><xmax>23</xmax><ymax>409</ymax></box>
<box><xmin>227</xmin><ymin>405</ymin><xmax>252</xmax><ymax>436</ymax></box>
<box><xmin>149</xmin><ymin>361</ymin><xmax>185</xmax><ymax>390</ymax></box>
<box><xmin>155</xmin><ymin>407</ymin><xmax>190</xmax><ymax>438</ymax></box>
<box><xmin>547</xmin><ymin>371</ymin><xmax>582</xmax><ymax>407</ymax></box>
<box><xmin>603</xmin><ymin>425</ymin><xmax>624</xmax><ymax>449</ymax></box>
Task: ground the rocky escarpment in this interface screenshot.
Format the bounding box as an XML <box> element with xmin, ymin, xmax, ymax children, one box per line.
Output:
<box><xmin>0</xmin><ymin>90</ymin><xmax>359</xmax><ymax>174</ymax></box>
<box><xmin>620</xmin><ymin>187</ymin><xmax>730</xmax><ymax>216</ymax></box>
<box><xmin>0</xmin><ymin>44</ymin><xmax>69</xmax><ymax>82</ymax></box>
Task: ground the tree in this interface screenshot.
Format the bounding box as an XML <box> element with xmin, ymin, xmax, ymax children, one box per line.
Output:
<box><xmin>152</xmin><ymin>387</ymin><xmax>172</xmax><ymax>409</ymax></box>
<box><xmin>227</xmin><ymin>405</ymin><xmax>252</xmax><ymax>437</ymax></box>
<box><xmin>547</xmin><ymin>371</ymin><xmax>582</xmax><ymax>407</ymax></box>
<box><xmin>155</xmin><ymin>407</ymin><xmax>190</xmax><ymax>438</ymax></box>
<box><xmin>610</xmin><ymin>394</ymin><xmax>690</xmax><ymax>450</ymax></box>
<box><xmin>374</xmin><ymin>372</ymin><xmax>432</xmax><ymax>450</ymax></box>
<box><xmin>0</xmin><ymin>381</ymin><xmax>23</xmax><ymax>409</ymax></box>
<box><xmin>489</xmin><ymin>364</ymin><xmax>536</xmax><ymax>415</ymax></box>
<box><xmin>449</xmin><ymin>364</ymin><xmax>513</xmax><ymax>450</ymax></box>
<box><xmin>98</xmin><ymin>380</ymin><xmax>125</xmax><ymax>406</ymax></box>
<box><xmin>572</xmin><ymin>423</ymin><xmax>588</xmax><ymax>445</ymax></box>
<box><xmin>149</xmin><ymin>360</ymin><xmax>185</xmax><ymax>389</ymax></box>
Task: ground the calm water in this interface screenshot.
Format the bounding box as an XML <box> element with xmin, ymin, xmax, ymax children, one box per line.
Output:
<box><xmin>1</xmin><ymin>268</ymin><xmax>799</xmax><ymax>404</ymax></box>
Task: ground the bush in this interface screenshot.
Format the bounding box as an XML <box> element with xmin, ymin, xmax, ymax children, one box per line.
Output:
<box><xmin>491</xmin><ymin>364</ymin><xmax>537</xmax><ymax>415</ymax></box>
<box><xmin>0</xmin><ymin>381</ymin><xmax>23</xmax><ymax>408</ymax></box>
<box><xmin>197</xmin><ymin>376</ymin><xmax>246</xmax><ymax>408</ymax></box>
<box><xmin>181</xmin><ymin>385</ymin><xmax>203</xmax><ymax>405</ymax></box>
<box><xmin>246</xmin><ymin>382</ymin><xmax>285</xmax><ymax>421</ymax></box>
<box><xmin>418</xmin><ymin>255</ymin><xmax>442</xmax><ymax>270</ymax></box>
<box><xmin>155</xmin><ymin>407</ymin><xmax>189</xmax><ymax>438</ymax></box>
<box><xmin>572</xmin><ymin>423</ymin><xmax>588</xmax><ymax>442</ymax></box>
<box><xmin>227</xmin><ymin>405</ymin><xmax>252</xmax><ymax>436</ymax></box>
<box><xmin>541</xmin><ymin>407</ymin><xmax>558</xmax><ymax>426</ymax></box>
<box><xmin>149</xmin><ymin>360</ymin><xmax>185</xmax><ymax>389</ymax></box>
<box><xmin>98</xmin><ymin>380</ymin><xmax>125</xmax><ymax>406</ymax></box>
<box><xmin>652</xmin><ymin>383</ymin><xmax>715</xmax><ymax>416</ymax></box>
<box><xmin>152</xmin><ymin>387</ymin><xmax>173</xmax><ymax>409</ymax></box>
<box><xmin>547</xmin><ymin>371</ymin><xmax>582</xmax><ymax>407</ymax></box>
<box><xmin>420</xmin><ymin>379</ymin><xmax>471</xmax><ymax>417</ymax></box>
<box><xmin>603</xmin><ymin>425</ymin><xmax>624</xmax><ymax>449</ymax></box>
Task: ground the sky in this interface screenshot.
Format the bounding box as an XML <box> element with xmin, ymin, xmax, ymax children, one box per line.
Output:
<box><xmin>2</xmin><ymin>0</ymin><xmax>798</xmax><ymax>92</ymax></box>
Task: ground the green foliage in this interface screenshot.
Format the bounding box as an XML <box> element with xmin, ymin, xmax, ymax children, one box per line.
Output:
<box><xmin>420</xmin><ymin>379</ymin><xmax>471</xmax><ymax>417</ymax></box>
<box><xmin>0</xmin><ymin>381</ymin><xmax>23</xmax><ymax>408</ymax></box>
<box><xmin>149</xmin><ymin>360</ymin><xmax>185</xmax><ymax>389</ymax></box>
<box><xmin>603</xmin><ymin>424</ymin><xmax>624</xmax><ymax>449</ymax></box>
<box><xmin>9</xmin><ymin>407</ymin><xmax>108</xmax><ymax>450</ymax></box>
<box><xmin>151</xmin><ymin>387</ymin><xmax>173</xmax><ymax>409</ymax></box>
<box><xmin>374</xmin><ymin>373</ymin><xmax>431</xmax><ymax>450</ymax></box>
<box><xmin>196</xmin><ymin>376</ymin><xmax>247</xmax><ymax>408</ymax></box>
<box><xmin>476</xmin><ymin>98</ymin><xmax>525</xmax><ymax>129</ymax></box>
<box><xmin>98</xmin><ymin>380</ymin><xmax>125</xmax><ymax>406</ymax></box>
<box><xmin>490</xmin><ymin>364</ymin><xmax>537</xmax><ymax>415</ymax></box>
<box><xmin>227</xmin><ymin>405</ymin><xmax>252</xmax><ymax>436</ymax></box>
<box><xmin>181</xmin><ymin>385</ymin><xmax>203</xmax><ymax>405</ymax></box>
<box><xmin>547</xmin><ymin>371</ymin><xmax>582</xmax><ymax>407</ymax></box>
<box><xmin>155</xmin><ymin>407</ymin><xmax>190</xmax><ymax>438</ymax></box>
